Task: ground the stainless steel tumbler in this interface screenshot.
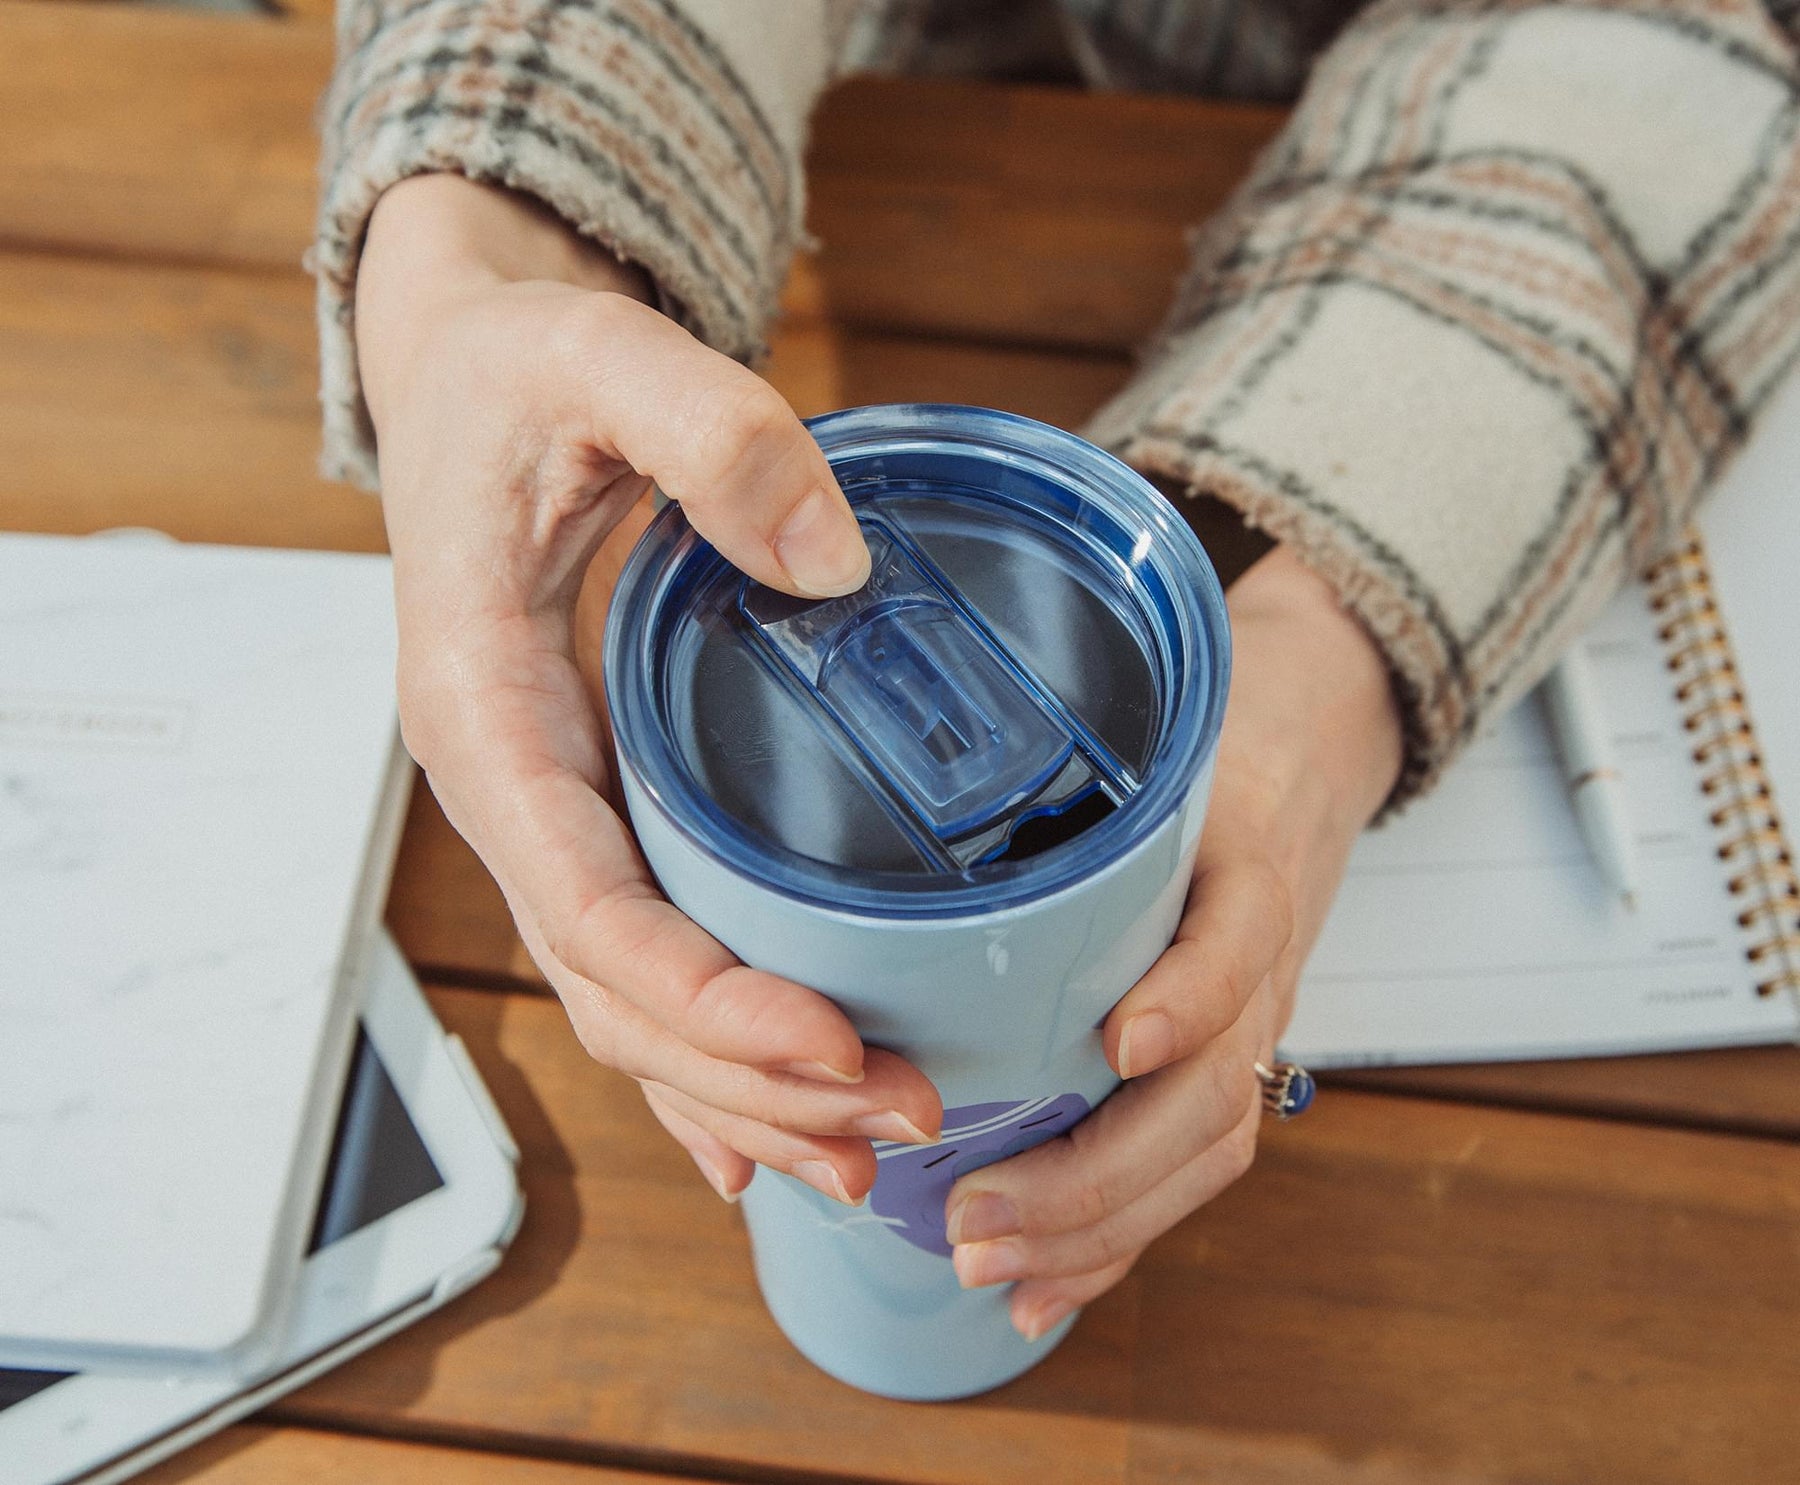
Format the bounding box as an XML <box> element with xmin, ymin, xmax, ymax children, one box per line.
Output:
<box><xmin>604</xmin><ymin>405</ymin><xmax>1230</xmax><ymax>1399</ymax></box>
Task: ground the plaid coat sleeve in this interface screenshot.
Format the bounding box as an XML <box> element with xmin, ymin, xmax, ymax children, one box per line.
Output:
<box><xmin>312</xmin><ymin>0</ymin><xmax>848</xmax><ymax>488</ymax></box>
<box><xmin>1083</xmin><ymin>0</ymin><xmax>1800</xmax><ymax>809</ymax></box>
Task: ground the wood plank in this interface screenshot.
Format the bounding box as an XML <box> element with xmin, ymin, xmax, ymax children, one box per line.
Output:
<box><xmin>0</xmin><ymin>0</ymin><xmax>1281</xmax><ymax>351</ymax></box>
<box><xmin>762</xmin><ymin>316</ymin><xmax>1132</xmax><ymax>428</ymax></box>
<box><xmin>1334</xmin><ymin>1045</ymin><xmax>1800</xmax><ymax>1140</ymax></box>
<box><xmin>267</xmin><ymin>983</ymin><xmax>1800</xmax><ymax>1485</ymax></box>
<box><xmin>0</xmin><ymin>252</ymin><xmax>385</xmax><ymax>549</ymax></box>
<box><xmin>805</xmin><ymin>77</ymin><xmax>1285</xmax><ymax>351</ymax></box>
<box><xmin>0</xmin><ymin>2</ymin><xmax>326</xmax><ymax>270</ymax></box>
<box><xmin>139</xmin><ymin>1424</ymin><xmax>714</xmax><ymax>1485</ymax></box>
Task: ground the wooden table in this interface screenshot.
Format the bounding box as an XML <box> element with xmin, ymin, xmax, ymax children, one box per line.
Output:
<box><xmin>7</xmin><ymin>5</ymin><xmax>1800</xmax><ymax>1480</ymax></box>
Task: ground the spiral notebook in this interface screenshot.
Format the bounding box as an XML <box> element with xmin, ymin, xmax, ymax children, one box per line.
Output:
<box><xmin>1283</xmin><ymin>377</ymin><xmax>1800</xmax><ymax>1069</ymax></box>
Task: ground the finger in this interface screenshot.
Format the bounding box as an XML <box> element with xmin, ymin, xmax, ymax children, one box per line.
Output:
<box><xmin>401</xmin><ymin>584</ymin><xmax>871</xmax><ymax>1084</ymax></box>
<box><xmin>1007</xmin><ymin>1258</ymin><xmax>1136</xmax><ymax>1343</ymax></box>
<box><xmin>560</xmin><ymin>295</ymin><xmax>869</xmax><ymax>598</ymax></box>
<box><xmin>946</xmin><ymin>1004</ymin><xmax>1263</xmax><ymax>1246</ymax></box>
<box><xmin>642</xmin><ymin>1045</ymin><xmax>939</xmax><ymax>1144</ymax></box>
<box><xmin>1104</xmin><ymin>853</ymin><xmax>1292</xmax><ymax>1080</ymax></box>
<box><xmin>541</xmin><ymin>949</ymin><xmax>942</xmax><ymax>1138</ymax></box>
<box><xmin>951</xmin><ymin>1096</ymin><xmax>1261</xmax><ymax>1288</ymax></box>
<box><xmin>513</xmin><ymin>892</ymin><xmax>874</xmax><ymax>1087</ymax></box>
<box><xmin>642</xmin><ymin>1083</ymin><xmax>755</xmax><ymax>1201</ymax></box>
<box><xmin>644</xmin><ymin>1080</ymin><xmax>880</xmax><ymax>1206</ymax></box>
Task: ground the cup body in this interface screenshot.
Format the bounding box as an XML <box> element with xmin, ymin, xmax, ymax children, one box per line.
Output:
<box><xmin>605</xmin><ymin>405</ymin><xmax>1230</xmax><ymax>1399</ymax></box>
<box><xmin>618</xmin><ymin>751</ymin><xmax>1213</xmax><ymax>1398</ymax></box>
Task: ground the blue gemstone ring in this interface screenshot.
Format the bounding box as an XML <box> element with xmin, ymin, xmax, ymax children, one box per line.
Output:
<box><xmin>1254</xmin><ymin>1060</ymin><xmax>1316</xmax><ymax>1121</ymax></box>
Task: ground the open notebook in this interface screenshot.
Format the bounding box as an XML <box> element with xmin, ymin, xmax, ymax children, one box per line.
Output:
<box><xmin>1284</xmin><ymin>376</ymin><xmax>1800</xmax><ymax>1068</ymax></box>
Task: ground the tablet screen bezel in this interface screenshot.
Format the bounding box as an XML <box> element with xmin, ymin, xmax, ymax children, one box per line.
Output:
<box><xmin>1</xmin><ymin>934</ymin><xmax>521</xmax><ymax>1485</ymax></box>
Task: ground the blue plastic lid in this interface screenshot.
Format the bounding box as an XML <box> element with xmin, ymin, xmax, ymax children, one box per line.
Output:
<box><xmin>604</xmin><ymin>405</ymin><xmax>1230</xmax><ymax>919</ymax></box>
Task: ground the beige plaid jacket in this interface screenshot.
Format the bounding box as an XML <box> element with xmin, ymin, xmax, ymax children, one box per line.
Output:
<box><xmin>314</xmin><ymin>0</ymin><xmax>1800</xmax><ymax>807</ymax></box>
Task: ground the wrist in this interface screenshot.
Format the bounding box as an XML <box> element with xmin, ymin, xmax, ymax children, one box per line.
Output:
<box><xmin>1223</xmin><ymin>547</ymin><xmax>1405</xmax><ymax>843</ymax></box>
<box><xmin>355</xmin><ymin>173</ymin><xmax>653</xmax><ymax>427</ymax></box>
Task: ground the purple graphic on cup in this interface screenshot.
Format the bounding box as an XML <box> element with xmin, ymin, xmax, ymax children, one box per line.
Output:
<box><xmin>869</xmin><ymin>1095</ymin><xmax>1089</xmax><ymax>1257</ymax></box>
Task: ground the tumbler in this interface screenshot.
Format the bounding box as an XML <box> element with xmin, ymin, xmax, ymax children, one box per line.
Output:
<box><xmin>604</xmin><ymin>405</ymin><xmax>1230</xmax><ymax>1399</ymax></box>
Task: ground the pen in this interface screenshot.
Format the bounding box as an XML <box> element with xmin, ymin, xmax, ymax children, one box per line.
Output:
<box><xmin>1542</xmin><ymin>647</ymin><xmax>1641</xmax><ymax>911</ymax></box>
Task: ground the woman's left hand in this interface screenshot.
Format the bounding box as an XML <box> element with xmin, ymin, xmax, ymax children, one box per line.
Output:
<box><xmin>943</xmin><ymin>545</ymin><xmax>1406</xmax><ymax>1342</ymax></box>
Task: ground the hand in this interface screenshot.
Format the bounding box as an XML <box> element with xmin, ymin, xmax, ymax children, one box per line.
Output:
<box><xmin>941</xmin><ymin>546</ymin><xmax>1404</xmax><ymax>1340</ymax></box>
<box><xmin>356</xmin><ymin>174</ymin><xmax>943</xmax><ymax>1206</ymax></box>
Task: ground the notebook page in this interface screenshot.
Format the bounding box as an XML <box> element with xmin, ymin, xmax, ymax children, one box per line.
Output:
<box><xmin>1284</xmin><ymin>577</ymin><xmax>1795</xmax><ymax>1067</ymax></box>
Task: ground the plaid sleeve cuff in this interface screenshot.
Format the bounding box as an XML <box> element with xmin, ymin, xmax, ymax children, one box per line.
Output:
<box><xmin>1087</xmin><ymin>0</ymin><xmax>1800</xmax><ymax>811</ymax></box>
<box><xmin>313</xmin><ymin>0</ymin><xmax>830</xmax><ymax>488</ymax></box>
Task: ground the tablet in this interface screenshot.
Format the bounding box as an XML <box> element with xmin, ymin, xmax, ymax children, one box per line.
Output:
<box><xmin>0</xmin><ymin>933</ymin><xmax>523</xmax><ymax>1485</ymax></box>
<box><xmin>0</xmin><ymin>532</ymin><xmax>409</xmax><ymax>1372</ymax></box>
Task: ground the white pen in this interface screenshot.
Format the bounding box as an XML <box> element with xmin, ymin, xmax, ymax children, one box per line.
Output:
<box><xmin>1541</xmin><ymin>646</ymin><xmax>1641</xmax><ymax>911</ymax></box>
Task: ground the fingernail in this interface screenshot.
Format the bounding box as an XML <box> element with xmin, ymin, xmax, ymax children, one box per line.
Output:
<box><xmin>1017</xmin><ymin>1298</ymin><xmax>1076</xmax><ymax>1343</ymax></box>
<box><xmin>795</xmin><ymin>1159</ymin><xmax>861</xmax><ymax>1206</ymax></box>
<box><xmin>1118</xmin><ymin>1009</ymin><xmax>1178</xmax><ymax>1079</ymax></box>
<box><xmin>775</xmin><ymin>488</ymin><xmax>871</xmax><ymax>597</ymax></box>
<box><xmin>780</xmin><ymin>1058</ymin><xmax>865</xmax><ymax>1085</ymax></box>
<box><xmin>945</xmin><ymin>1190</ymin><xmax>1018</xmax><ymax>1245</ymax></box>
<box><xmin>689</xmin><ymin>1148</ymin><xmax>740</xmax><ymax>1204</ymax></box>
<box><xmin>853</xmin><ymin>1109</ymin><xmax>937</xmax><ymax>1145</ymax></box>
<box><xmin>953</xmin><ymin>1238</ymin><xmax>1026</xmax><ymax>1288</ymax></box>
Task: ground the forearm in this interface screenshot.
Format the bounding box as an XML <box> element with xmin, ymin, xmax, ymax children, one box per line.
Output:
<box><xmin>1088</xmin><ymin>0</ymin><xmax>1800</xmax><ymax>812</ymax></box>
<box><xmin>1227</xmin><ymin>548</ymin><xmax>1402</xmax><ymax>837</ymax></box>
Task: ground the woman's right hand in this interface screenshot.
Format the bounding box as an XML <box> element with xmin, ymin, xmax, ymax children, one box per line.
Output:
<box><xmin>354</xmin><ymin>174</ymin><xmax>943</xmax><ymax>1203</ymax></box>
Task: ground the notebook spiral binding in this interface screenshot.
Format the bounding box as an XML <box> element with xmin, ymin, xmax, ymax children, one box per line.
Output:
<box><xmin>1647</xmin><ymin>529</ymin><xmax>1800</xmax><ymax>1008</ymax></box>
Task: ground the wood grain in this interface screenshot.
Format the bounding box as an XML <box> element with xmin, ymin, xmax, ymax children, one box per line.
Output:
<box><xmin>0</xmin><ymin>2</ymin><xmax>325</xmax><ymax>270</ymax></box>
<box><xmin>0</xmin><ymin>0</ymin><xmax>1281</xmax><ymax>352</ymax></box>
<box><xmin>0</xmin><ymin>251</ymin><xmax>385</xmax><ymax>549</ymax></box>
<box><xmin>137</xmin><ymin>1424</ymin><xmax>714</xmax><ymax>1485</ymax></box>
<box><xmin>763</xmin><ymin>317</ymin><xmax>1133</xmax><ymax>427</ymax></box>
<box><xmin>265</xmin><ymin>984</ymin><xmax>1800</xmax><ymax>1485</ymax></box>
<box><xmin>805</xmin><ymin>77</ymin><xmax>1285</xmax><ymax>351</ymax></box>
<box><xmin>273</xmin><ymin>0</ymin><xmax>336</xmax><ymax>21</ymax></box>
<box><xmin>1335</xmin><ymin>1046</ymin><xmax>1800</xmax><ymax>1140</ymax></box>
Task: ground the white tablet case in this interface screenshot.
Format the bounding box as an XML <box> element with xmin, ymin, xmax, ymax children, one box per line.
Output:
<box><xmin>0</xmin><ymin>535</ymin><xmax>407</xmax><ymax>1371</ymax></box>
<box><xmin>2</xmin><ymin>932</ymin><xmax>523</xmax><ymax>1485</ymax></box>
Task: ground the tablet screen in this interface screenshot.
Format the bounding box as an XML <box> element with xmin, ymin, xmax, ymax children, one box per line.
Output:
<box><xmin>0</xmin><ymin>1026</ymin><xmax>443</xmax><ymax>1412</ymax></box>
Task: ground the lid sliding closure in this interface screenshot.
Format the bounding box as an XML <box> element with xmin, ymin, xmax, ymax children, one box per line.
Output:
<box><xmin>740</xmin><ymin>519</ymin><xmax>1130</xmax><ymax>870</ymax></box>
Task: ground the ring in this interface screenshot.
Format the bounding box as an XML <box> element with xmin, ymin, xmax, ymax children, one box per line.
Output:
<box><xmin>1254</xmin><ymin>1060</ymin><xmax>1315</xmax><ymax>1121</ymax></box>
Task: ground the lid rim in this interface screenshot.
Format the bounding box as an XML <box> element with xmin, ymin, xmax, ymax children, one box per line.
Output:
<box><xmin>603</xmin><ymin>404</ymin><xmax>1232</xmax><ymax>921</ymax></box>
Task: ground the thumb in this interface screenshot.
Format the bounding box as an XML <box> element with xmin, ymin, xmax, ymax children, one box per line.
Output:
<box><xmin>571</xmin><ymin>296</ymin><xmax>869</xmax><ymax>597</ymax></box>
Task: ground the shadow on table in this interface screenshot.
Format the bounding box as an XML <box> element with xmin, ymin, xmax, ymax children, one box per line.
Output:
<box><xmin>264</xmin><ymin>988</ymin><xmax>582</xmax><ymax>1422</ymax></box>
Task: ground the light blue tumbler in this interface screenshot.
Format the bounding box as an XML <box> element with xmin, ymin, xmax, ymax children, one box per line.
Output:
<box><xmin>605</xmin><ymin>405</ymin><xmax>1230</xmax><ymax>1400</ymax></box>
